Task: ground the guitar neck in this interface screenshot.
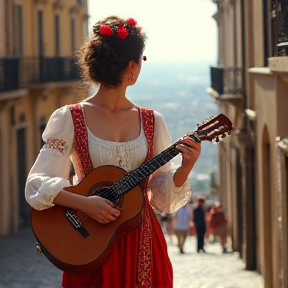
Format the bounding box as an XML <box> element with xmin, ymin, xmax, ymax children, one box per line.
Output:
<box><xmin>132</xmin><ymin>144</ymin><xmax>180</xmax><ymax>182</ymax></box>
<box><xmin>97</xmin><ymin>113</ymin><xmax>233</xmax><ymax>202</ymax></box>
<box><xmin>108</xmin><ymin>144</ymin><xmax>181</xmax><ymax>202</ymax></box>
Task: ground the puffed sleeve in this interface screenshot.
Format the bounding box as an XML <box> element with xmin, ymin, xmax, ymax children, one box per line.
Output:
<box><xmin>148</xmin><ymin>111</ymin><xmax>191</xmax><ymax>213</ymax></box>
<box><xmin>25</xmin><ymin>106</ymin><xmax>74</xmax><ymax>211</ymax></box>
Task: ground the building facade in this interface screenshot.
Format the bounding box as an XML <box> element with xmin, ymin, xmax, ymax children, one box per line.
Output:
<box><xmin>208</xmin><ymin>0</ymin><xmax>288</xmax><ymax>287</ymax></box>
<box><xmin>0</xmin><ymin>0</ymin><xmax>88</xmax><ymax>236</ymax></box>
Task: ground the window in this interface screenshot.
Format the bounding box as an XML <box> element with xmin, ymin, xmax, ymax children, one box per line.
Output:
<box><xmin>55</xmin><ymin>14</ymin><xmax>60</xmax><ymax>56</ymax></box>
<box><xmin>277</xmin><ymin>0</ymin><xmax>288</xmax><ymax>56</ymax></box>
<box><xmin>13</xmin><ymin>5</ymin><xmax>23</xmax><ymax>55</ymax></box>
<box><xmin>71</xmin><ymin>18</ymin><xmax>76</xmax><ymax>54</ymax></box>
<box><xmin>263</xmin><ymin>0</ymin><xmax>271</xmax><ymax>65</ymax></box>
<box><xmin>38</xmin><ymin>10</ymin><xmax>44</xmax><ymax>56</ymax></box>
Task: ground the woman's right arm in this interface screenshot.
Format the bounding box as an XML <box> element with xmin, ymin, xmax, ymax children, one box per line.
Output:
<box><xmin>25</xmin><ymin>106</ymin><xmax>74</xmax><ymax>211</ymax></box>
<box><xmin>25</xmin><ymin>106</ymin><xmax>120</xmax><ymax>223</ymax></box>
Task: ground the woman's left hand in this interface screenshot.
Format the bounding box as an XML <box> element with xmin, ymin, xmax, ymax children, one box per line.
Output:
<box><xmin>176</xmin><ymin>135</ymin><xmax>201</xmax><ymax>171</ymax></box>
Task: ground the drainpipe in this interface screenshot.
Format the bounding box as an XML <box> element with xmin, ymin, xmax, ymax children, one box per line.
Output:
<box><xmin>241</xmin><ymin>0</ymin><xmax>248</xmax><ymax>132</ymax></box>
<box><xmin>234</xmin><ymin>1</ymin><xmax>237</xmax><ymax>67</ymax></box>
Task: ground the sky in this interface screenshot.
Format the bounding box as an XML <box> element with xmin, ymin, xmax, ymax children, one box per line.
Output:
<box><xmin>87</xmin><ymin>0</ymin><xmax>218</xmax><ymax>62</ymax></box>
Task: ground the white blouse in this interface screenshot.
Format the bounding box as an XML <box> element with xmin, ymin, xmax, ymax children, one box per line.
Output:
<box><xmin>25</xmin><ymin>105</ymin><xmax>191</xmax><ymax>213</ymax></box>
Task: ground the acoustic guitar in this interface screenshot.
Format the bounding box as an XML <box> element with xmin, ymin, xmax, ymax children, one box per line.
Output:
<box><xmin>30</xmin><ymin>113</ymin><xmax>233</xmax><ymax>274</ymax></box>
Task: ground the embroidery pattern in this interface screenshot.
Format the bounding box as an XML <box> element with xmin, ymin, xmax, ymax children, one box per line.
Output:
<box><xmin>137</xmin><ymin>107</ymin><xmax>155</xmax><ymax>287</ymax></box>
<box><xmin>116</xmin><ymin>145</ymin><xmax>132</xmax><ymax>171</ymax></box>
<box><xmin>46</xmin><ymin>138</ymin><xmax>67</xmax><ymax>154</ymax></box>
<box><xmin>69</xmin><ymin>103</ymin><xmax>93</xmax><ymax>175</ymax></box>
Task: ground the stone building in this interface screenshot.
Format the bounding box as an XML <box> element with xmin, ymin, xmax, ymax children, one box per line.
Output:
<box><xmin>0</xmin><ymin>0</ymin><xmax>88</xmax><ymax>236</ymax></box>
<box><xmin>208</xmin><ymin>0</ymin><xmax>288</xmax><ymax>287</ymax></box>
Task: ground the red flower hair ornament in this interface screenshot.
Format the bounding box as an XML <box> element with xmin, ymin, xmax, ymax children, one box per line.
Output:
<box><xmin>96</xmin><ymin>18</ymin><xmax>141</xmax><ymax>39</ymax></box>
<box><xmin>126</xmin><ymin>18</ymin><xmax>137</xmax><ymax>26</ymax></box>
<box><xmin>117</xmin><ymin>25</ymin><xmax>129</xmax><ymax>39</ymax></box>
<box><xmin>99</xmin><ymin>25</ymin><xmax>113</xmax><ymax>37</ymax></box>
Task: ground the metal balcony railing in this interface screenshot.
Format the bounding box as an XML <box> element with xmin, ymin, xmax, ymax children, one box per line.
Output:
<box><xmin>0</xmin><ymin>57</ymin><xmax>21</xmax><ymax>92</ymax></box>
<box><xmin>210</xmin><ymin>66</ymin><xmax>243</xmax><ymax>96</ymax></box>
<box><xmin>0</xmin><ymin>57</ymin><xmax>81</xmax><ymax>93</ymax></box>
<box><xmin>210</xmin><ymin>66</ymin><xmax>224</xmax><ymax>95</ymax></box>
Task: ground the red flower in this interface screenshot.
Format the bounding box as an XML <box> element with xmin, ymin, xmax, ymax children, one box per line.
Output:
<box><xmin>99</xmin><ymin>25</ymin><xmax>113</xmax><ymax>36</ymax></box>
<box><xmin>117</xmin><ymin>26</ymin><xmax>129</xmax><ymax>39</ymax></box>
<box><xmin>127</xmin><ymin>18</ymin><xmax>137</xmax><ymax>26</ymax></box>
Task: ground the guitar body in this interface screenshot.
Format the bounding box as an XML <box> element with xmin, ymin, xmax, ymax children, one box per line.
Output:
<box><xmin>30</xmin><ymin>113</ymin><xmax>233</xmax><ymax>275</ymax></box>
<box><xmin>30</xmin><ymin>165</ymin><xmax>144</xmax><ymax>274</ymax></box>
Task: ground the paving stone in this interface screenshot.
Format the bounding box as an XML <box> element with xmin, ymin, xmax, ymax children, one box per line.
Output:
<box><xmin>0</xmin><ymin>227</ymin><xmax>264</xmax><ymax>288</ymax></box>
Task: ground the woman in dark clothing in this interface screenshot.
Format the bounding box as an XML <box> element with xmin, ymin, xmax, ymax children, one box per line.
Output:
<box><xmin>193</xmin><ymin>197</ymin><xmax>206</xmax><ymax>253</ymax></box>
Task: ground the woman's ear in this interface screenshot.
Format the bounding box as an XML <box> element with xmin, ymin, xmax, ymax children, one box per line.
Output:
<box><xmin>128</xmin><ymin>60</ymin><xmax>136</xmax><ymax>73</ymax></box>
<box><xmin>125</xmin><ymin>60</ymin><xmax>137</xmax><ymax>86</ymax></box>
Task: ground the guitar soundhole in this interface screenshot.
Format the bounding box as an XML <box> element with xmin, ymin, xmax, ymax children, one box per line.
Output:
<box><xmin>88</xmin><ymin>181</ymin><xmax>112</xmax><ymax>196</ymax></box>
<box><xmin>89</xmin><ymin>181</ymin><xmax>124</xmax><ymax>208</ymax></box>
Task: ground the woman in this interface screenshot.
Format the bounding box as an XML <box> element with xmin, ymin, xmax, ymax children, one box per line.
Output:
<box><xmin>25</xmin><ymin>16</ymin><xmax>201</xmax><ymax>288</ymax></box>
<box><xmin>209</xmin><ymin>202</ymin><xmax>228</xmax><ymax>253</ymax></box>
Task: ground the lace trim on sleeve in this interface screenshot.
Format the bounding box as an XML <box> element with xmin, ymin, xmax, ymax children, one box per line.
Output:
<box><xmin>149</xmin><ymin>170</ymin><xmax>192</xmax><ymax>212</ymax></box>
<box><xmin>46</xmin><ymin>138</ymin><xmax>67</xmax><ymax>155</ymax></box>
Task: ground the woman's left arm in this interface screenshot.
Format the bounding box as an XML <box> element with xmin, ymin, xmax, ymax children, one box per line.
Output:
<box><xmin>148</xmin><ymin>112</ymin><xmax>201</xmax><ymax>213</ymax></box>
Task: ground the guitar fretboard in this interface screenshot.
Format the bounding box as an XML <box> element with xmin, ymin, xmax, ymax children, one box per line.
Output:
<box><xmin>92</xmin><ymin>114</ymin><xmax>233</xmax><ymax>202</ymax></box>
<box><xmin>99</xmin><ymin>144</ymin><xmax>181</xmax><ymax>202</ymax></box>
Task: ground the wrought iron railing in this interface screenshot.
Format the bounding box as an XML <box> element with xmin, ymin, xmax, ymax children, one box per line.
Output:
<box><xmin>210</xmin><ymin>66</ymin><xmax>243</xmax><ymax>96</ymax></box>
<box><xmin>0</xmin><ymin>57</ymin><xmax>81</xmax><ymax>92</ymax></box>
<box><xmin>272</xmin><ymin>0</ymin><xmax>288</xmax><ymax>56</ymax></box>
<box><xmin>210</xmin><ymin>66</ymin><xmax>224</xmax><ymax>95</ymax></box>
<box><xmin>0</xmin><ymin>57</ymin><xmax>21</xmax><ymax>92</ymax></box>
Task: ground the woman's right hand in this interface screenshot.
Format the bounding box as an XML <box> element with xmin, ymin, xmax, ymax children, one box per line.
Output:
<box><xmin>78</xmin><ymin>195</ymin><xmax>121</xmax><ymax>224</ymax></box>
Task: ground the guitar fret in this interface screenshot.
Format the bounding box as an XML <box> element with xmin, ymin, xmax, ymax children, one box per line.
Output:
<box><xmin>132</xmin><ymin>146</ymin><xmax>180</xmax><ymax>182</ymax></box>
<box><xmin>127</xmin><ymin>174</ymin><xmax>137</xmax><ymax>186</ymax></box>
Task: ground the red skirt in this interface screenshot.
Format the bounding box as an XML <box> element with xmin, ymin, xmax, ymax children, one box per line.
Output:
<box><xmin>62</xmin><ymin>210</ymin><xmax>173</xmax><ymax>288</ymax></box>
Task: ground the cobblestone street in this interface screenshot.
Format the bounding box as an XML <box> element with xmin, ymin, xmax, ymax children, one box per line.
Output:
<box><xmin>0</xmin><ymin>227</ymin><xmax>264</xmax><ymax>288</ymax></box>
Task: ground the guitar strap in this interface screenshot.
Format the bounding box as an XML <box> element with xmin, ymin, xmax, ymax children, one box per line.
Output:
<box><xmin>137</xmin><ymin>106</ymin><xmax>155</xmax><ymax>288</ymax></box>
<box><xmin>68</xmin><ymin>103</ymin><xmax>93</xmax><ymax>175</ymax></box>
<box><xmin>69</xmin><ymin>103</ymin><xmax>155</xmax><ymax>287</ymax></box>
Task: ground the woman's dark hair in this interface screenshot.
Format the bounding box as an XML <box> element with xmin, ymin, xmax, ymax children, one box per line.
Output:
<box><xmin>77</xmin><ymin>16</ymin><xmax>147</xmax><ymax>88</ymax></box>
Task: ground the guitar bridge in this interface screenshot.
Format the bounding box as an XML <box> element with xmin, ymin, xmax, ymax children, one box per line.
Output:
<box><xmin>65</xmin><ymin>209</ymin><xmax>90</xmax><ymax>238</ymax></box>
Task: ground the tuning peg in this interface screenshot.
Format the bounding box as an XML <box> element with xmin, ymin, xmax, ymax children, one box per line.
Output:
<box><xmin>215</xmin><ymin>136</ymin><xmax>219</xmax><ymax>143</ymax></box>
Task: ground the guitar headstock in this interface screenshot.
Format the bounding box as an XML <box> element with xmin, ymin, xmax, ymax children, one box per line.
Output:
<box><xmin>188</xmin><ymin>114</ymin><xmax>233</xmax><ymax>142</ymax></box>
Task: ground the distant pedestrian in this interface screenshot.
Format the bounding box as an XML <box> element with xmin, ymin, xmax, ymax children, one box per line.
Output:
<box><xmin>173</xmin><ymin>203</ymin><xmax>192</xmax><ymax>254</ymax></box>
<box><xmin>209</xmin><ymin>202</ymin><xmax>228</xmax><ymax>253</ymax></box>
<box><xmin>193</xmin><ymin>197</ymin><xmax>206</xmax><ymax>253</ymax></box>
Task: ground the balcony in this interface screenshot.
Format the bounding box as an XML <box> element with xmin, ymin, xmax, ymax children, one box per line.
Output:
<box><xmin>0</xmin><ymin>57</ymin><xmax>20</xmax><ymax>92</ymax></box>
<box><xmin>0</xmin><ymin>57</ymin><xmax>81</xmax><ymax>93</ymax></box>
<box><xmin>210</xmin><ymin>66</ymin><xmax>243</xmax><ymax>97</ymax></box>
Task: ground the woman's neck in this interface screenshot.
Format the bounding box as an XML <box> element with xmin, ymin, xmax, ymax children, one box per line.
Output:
<box><xmin>85</xmin><ymin>85</ymin><xmax>135</xmax><ymax>112</ymax></box>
